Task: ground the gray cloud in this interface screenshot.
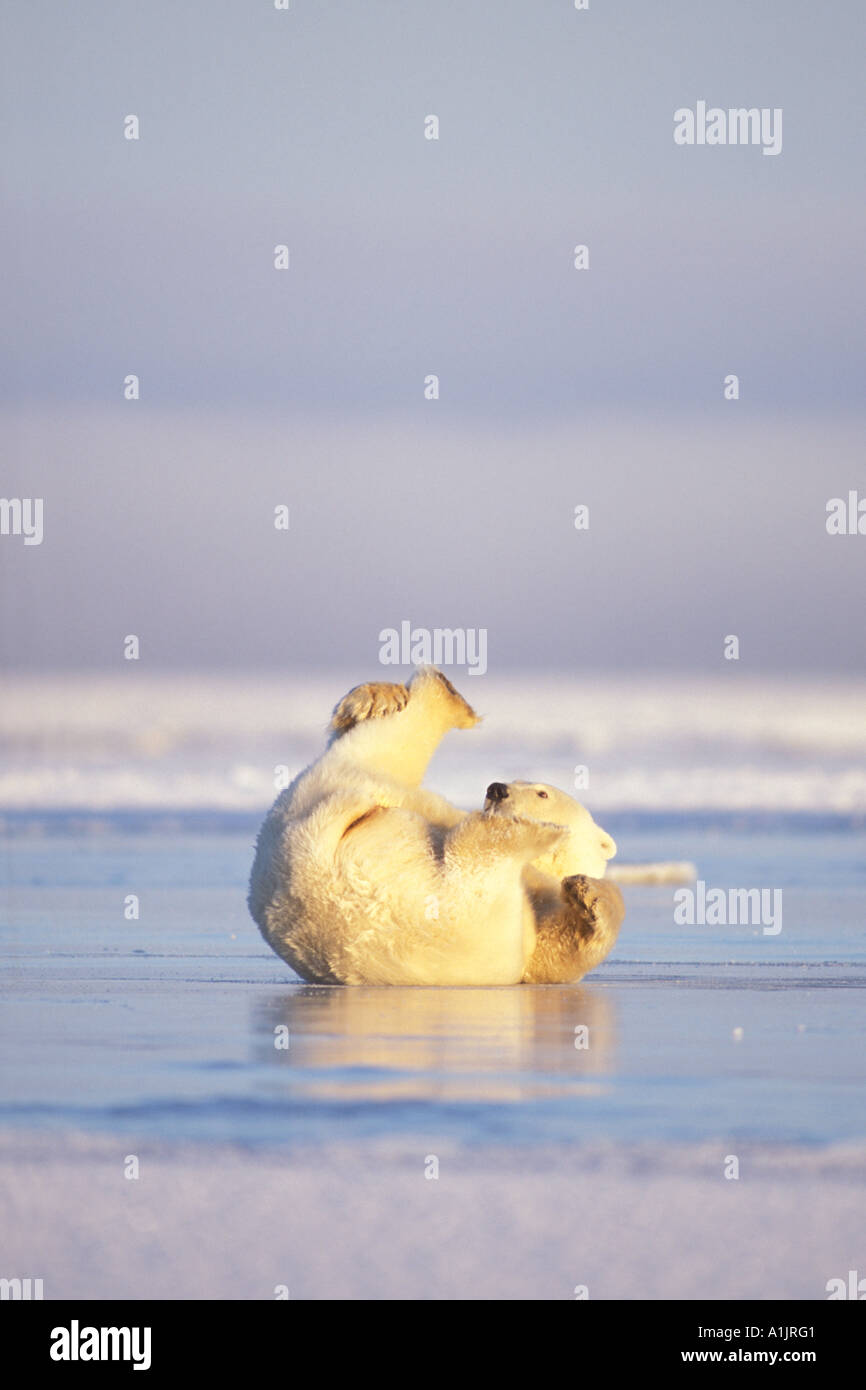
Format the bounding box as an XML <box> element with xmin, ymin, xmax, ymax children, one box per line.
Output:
<box><xmin>1</xmin><ymin>1</ymin><xmax>863</xmax><ymax>671</ymax></box>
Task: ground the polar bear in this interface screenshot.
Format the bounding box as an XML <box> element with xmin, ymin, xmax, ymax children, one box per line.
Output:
<box><xmin>248</xmin><ymin>667</ymin><xmax>624</xmax><ymax>986</ymax></box>
<box><xmin>483</xmin><ymin>780</ymin><xmax>624</xmax><ymax>982</ymax></box>
<box><xmin>484</xmin><ymin>780</ymin><xmax>616</xmax><ymax>878</ymax></box>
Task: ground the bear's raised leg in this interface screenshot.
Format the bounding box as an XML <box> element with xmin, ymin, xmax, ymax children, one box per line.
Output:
<box><xmin>522</xmin><ymin>875</ymin><xmax>625</xmax><ymax>984</ymax></box>
<box><xmin>325</xmin><ymin>667</ymin><xmax>480</xmax><ymax>791</ymax></box>
<box><xmin>329</xmin><ymin>667</ymin><xmax>479</xmax><ymax>741</ymax></box>
<box><xmin>329</xmin><ymin>681</ymin><xmax>410</xmax><ymax>738</ymax></box>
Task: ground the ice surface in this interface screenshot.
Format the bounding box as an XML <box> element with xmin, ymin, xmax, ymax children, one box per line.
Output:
<box><xmin>2</xmin><ymin>676</ymin><xmax>864</xmax><ymax>1298</ymax></box>
<box><xmin>1</xmin><ymin>672</ymin><xmax>865</xmax><ymax>813</ymax></box>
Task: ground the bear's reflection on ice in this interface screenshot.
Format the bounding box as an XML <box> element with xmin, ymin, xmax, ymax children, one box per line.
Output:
<box><xmin>254</xmin><ymin>985</ymin><xmax>617</xmax><ymax>1103</ymax></box>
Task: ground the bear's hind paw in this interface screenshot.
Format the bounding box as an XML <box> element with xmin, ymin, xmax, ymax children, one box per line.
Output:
<box><xmin>329</xmin><ymin>681</ymin><xmax>410</xmax><ymax>736</ymax></box>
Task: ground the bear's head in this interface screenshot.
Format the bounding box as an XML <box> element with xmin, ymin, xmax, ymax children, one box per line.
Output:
<box><xmin>483</xmin><ymin>780</ymin><xmax>616</xmax><ymax>879</ymax></box>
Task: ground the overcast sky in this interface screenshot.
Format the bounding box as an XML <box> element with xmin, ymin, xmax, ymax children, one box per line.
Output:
<box><xmin>1</xmin><ymin>1</ymin><xmax>864</xmax><ymax>673</ymax></box>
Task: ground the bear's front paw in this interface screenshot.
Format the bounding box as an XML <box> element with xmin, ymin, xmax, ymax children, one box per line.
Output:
<box><xmin>562</xmin><ymin>874</ymin><xmax>624</xmax><ymax>942</ymax></box>
<box><xmin>329</xmin><ymin>681</ymin><xmax>410</xmax><ymax>737</ymax></box>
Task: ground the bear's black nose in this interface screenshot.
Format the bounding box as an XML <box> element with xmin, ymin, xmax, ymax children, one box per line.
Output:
<box><xmin>486</xmin><ymin>782</ymin><xmax>509</xmax><ymax>802</ymax></box>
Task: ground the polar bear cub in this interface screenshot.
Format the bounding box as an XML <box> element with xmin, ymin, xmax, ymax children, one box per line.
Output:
<box><xmin>248</xmin><ymin>667</ymin><xmax>624</xmax><ymax>986</ymax></box>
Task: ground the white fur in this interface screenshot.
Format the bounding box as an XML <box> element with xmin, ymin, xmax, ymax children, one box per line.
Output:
<box><xmin>248</xmin><ymin>668</ymin><xmax>619</xmax><ymax>986</ymax></box>
<box><xmin>483</xmin><ymin>781</ymin><xmax>616</xmax><ymax>880</ymax></box>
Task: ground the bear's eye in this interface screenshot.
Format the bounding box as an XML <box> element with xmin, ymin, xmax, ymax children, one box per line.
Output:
<box><xmin>536</xmin><ymin>790</ymin><xmax>548</xmax><ymax>799</ymax></box>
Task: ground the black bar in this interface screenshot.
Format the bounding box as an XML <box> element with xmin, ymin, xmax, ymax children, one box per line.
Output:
<box><xmin>4</xmin><ymin>1299</ymin><xmax>863</xmax><ymax>1375</ymax></box>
